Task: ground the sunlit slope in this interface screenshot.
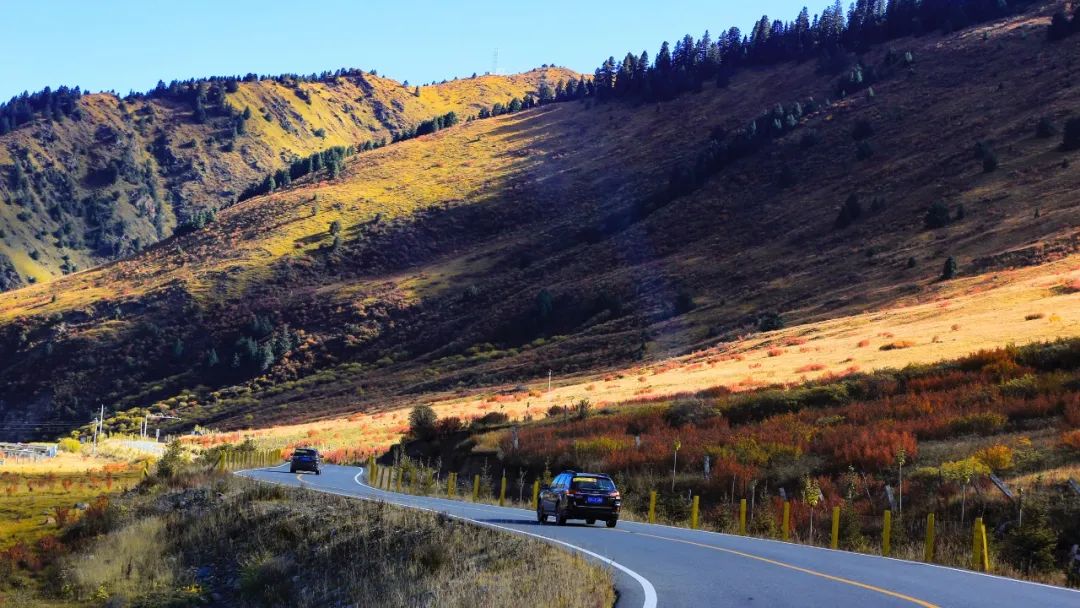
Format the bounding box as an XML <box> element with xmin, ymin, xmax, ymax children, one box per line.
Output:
<box><xmin>0</xmin><ymin>68</ymin><xmax>576</xmax><ymax>289</ymax></box>
<box><xmin>2</xmin><ymin>8</ymin><xmax>1080</xmax><ymax>436</ymax></box>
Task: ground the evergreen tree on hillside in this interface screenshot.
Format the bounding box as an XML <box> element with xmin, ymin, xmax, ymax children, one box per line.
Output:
<box><xmin>834</xmin><ymin>193</ymin><xmax>863</xmax><ymax>229</ymax></box>
<box><xmin>941</xmin><ymin>256</ymin><xmax>958</xmax><ymax>280</ymax></box>
<box><xmin>655</xmin><ymin>41</ymin><xmax>673</xmax><ymax>75</ymax></box>
<box><xmin>537</xmin><ymin>81</ymin><xmax>554</xmax><ymax>104</ymax></box>
<box><xmin>1063</xmin><ymin>117</ymin><xmax>1080</xmax><ymax>152</ymax></box>
<box><xmin>925</xmin><ymin>200</ymin><xmax>951</xmax><ymax>229</ymax></box>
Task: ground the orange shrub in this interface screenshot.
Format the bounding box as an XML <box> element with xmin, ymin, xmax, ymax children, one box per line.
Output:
<box><xmin>1062</xmin><ymin>429</ymin><xmax>1080</xmax><ymax>451</ymax></box>
<box><xmin>974</xmin><ymin>444</ymin><xmax>1014</xmax><ymax>471</ymax></box>
<box><xmin>767</xmin><ymin>348</ymin><xmax>786</xmax><ymax>357</ymax></box>
<box><xmin>796</xmin><ymin>363</ymin><xmax>826</xmax><ymax>373</ymax></box>
<box><xmin>879</xmin><ymin>340</ymin><xmax>915</xmax><ymax>351</ymax></box>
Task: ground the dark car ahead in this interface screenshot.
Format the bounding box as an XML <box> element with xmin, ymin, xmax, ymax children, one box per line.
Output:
<box><xmin>537</xmin><ymin>471</ymin><xmax>621</xmax><ymax>527</ymax></box>
<box><xmin>290</xmin><ymin>448</ymin><xmax>321</xmax><ymax>474</ymax></box>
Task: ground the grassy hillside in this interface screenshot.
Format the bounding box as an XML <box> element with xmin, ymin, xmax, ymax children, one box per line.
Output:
<box><xmin>0</xmin><ymin>67</ymin><xmax>576</xmax><ymax>290</ymax></box>
<box><xmin>1</xmin><ymin>4</ymin><xmax>1080</xmax><ymax>440</ymax></box>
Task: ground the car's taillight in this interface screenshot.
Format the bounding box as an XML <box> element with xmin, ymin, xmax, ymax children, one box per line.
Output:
<box><xmin>610</xmin><ymin>491</ymin><xmax>620</xmax><ymax>498</ymax></box>
<box><xmin>566</xmin><ymin>490</ymin><xmax>578</xmax><ymax>497</ymax></box>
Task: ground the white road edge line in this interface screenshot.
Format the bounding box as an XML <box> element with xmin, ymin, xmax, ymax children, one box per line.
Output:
<box><xmin>243</xmin><ymin>468</ymin><xmax>656</xmax><ymax>604</ymax></box>
<box><xmin>349</xmin><ymin>469</ymin><xmax>657</xmax><ymax>608</ymax></box>
<box><xmin>243</xmin><ymin>464</ymin><xmax>1080</xmax><ymax>600</ymax></box>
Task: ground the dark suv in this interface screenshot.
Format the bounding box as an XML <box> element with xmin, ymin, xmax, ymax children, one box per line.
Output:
<box><xmin>537</xmin><ymin>471</ymin><xmax>621</xmax><ymax>527</ymax></box>
<box><xmin>289</xmin><ymin>448</ymin><xmax>321</xmax><ymax>474</ymax></box>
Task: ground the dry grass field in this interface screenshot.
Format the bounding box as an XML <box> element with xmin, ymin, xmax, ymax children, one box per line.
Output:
<box><xmin>0</xmin><ymin>454</ymin><xmax>143</xmax><ymax>552</ymax></box>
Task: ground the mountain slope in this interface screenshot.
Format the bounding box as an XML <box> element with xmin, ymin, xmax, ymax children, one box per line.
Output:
<box><xmin>2</xmin><ymin>5</ymin><xmax>1080</xmax><ymax>439</ymax></box>
<box><xmin>0</xmin><ymin>67</ymin><xmax>576</xmax><ymax>290</ymax></box>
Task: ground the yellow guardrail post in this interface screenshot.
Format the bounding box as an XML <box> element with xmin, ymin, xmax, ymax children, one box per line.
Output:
<box><xmin>499</xmin><ymin>475</ymin><xmax>507</xmax><ymax>507</ymax></box>
<box><xmin>972</xmin><ymin>517</ymin><xmax>982</xmax><ymax>571</ymax></box>
<box><xmin>648</xmin><ymin>491</ymin><xmax>657</xmax><ymax>524</ymax></box>
<box><xmin>395</xmin><ymin>468</ymin><xmax>403</xmax><ymax>493</ymax></box>
<box><xmin>449</xmin><ymin>472</ymin><xmax>457</xmax><ymax>497</ymax></box>
<box><xmin>782</xmin><ymin>501</ymin><xmax>791</xmax><ymax>541</ymax></box>
<box><xmin>739</xmin><ymin>499</ymin><xmax>747</xmax><ymax>535</ymax></box>
<box><xmin>532</xmin><ymin>480</ymin><xmax>540</xmax><ymax>509</ymax></box>
<box><xmin>980</xmin><ymin>519</ymin><xmax>990</xmax><ymax>572</ymax></box>
<box><xmin>690</xmin><ymin>495</ymin><xmax>700</xmax><ymax>530</ymax></box>
<box><xmin>882</xmin><ymin>510</ymin><xmax>892</xmax><ymax>557</ymax></box>
<box><xmin>472</xmin><ymin>474</ymin><xmax>480</xmax><ymax>502</ymax></box>
<box><xmin>924</xmin><ymin>513</ymin><xmax>936</xmax><ymax>562</ymax></box>
<box><xmin>972</xmin><ymin>517</ymin><xmax>990</xmax><ymax>572</ymax></box>
<box><xmin>830</xmin><ymin>506</ymin><xmax>840</xmax><ymax>549</ymax></box>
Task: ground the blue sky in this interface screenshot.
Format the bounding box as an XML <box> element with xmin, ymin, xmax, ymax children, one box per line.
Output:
<box><xmin>1</xmin><ymin>1</ymin><xmax>814</xmax><ymax>100</ymax></box>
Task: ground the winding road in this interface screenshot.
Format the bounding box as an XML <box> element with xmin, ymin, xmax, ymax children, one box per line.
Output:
<box><xmin>238</xmin><ymin>464</ymin><xmax>1078</xmax><ymax>607</ymax></box>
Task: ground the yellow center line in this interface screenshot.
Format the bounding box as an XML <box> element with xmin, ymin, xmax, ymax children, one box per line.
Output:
<box><xmin>623</xmin><ymin>530</ymin><xmax>940</xmax><ymax>608</ymax></box>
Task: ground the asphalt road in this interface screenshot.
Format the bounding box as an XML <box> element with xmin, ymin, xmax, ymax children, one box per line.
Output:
<box><xmin>238</xmin><ymin>464</ymin><xmax>1079</xmax><ymax>607</ymax></box>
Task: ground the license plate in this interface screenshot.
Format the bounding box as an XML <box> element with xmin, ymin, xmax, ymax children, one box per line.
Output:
<box><xmin>587</xmin><ymin>496</ymin><xmax>604</xmax><ymax>504</ymax></box>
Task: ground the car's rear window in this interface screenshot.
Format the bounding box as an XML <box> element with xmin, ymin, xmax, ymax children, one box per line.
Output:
<box><xmin>571</xmin><ymin>476</ymin><xmax>615</xmax><ymax>491</ymax></box>
<box><xmin>294</xmin><ymin>449</ymin><xmax>317</xmax><ymax>456</ymax></box>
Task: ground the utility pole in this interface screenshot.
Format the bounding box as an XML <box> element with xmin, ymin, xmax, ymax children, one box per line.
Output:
<box><xmin>92</xmin><ymin>403</ymin><xmax>103</xmax><ymax>456</ymax></box>
<box><xmin>547</xmin><ymin>369</ymin><xmax>552</xmax><ymax>393</ymax></box>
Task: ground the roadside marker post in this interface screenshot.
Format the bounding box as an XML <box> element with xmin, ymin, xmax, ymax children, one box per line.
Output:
<box><xmin>924</xmin><ymin>513</ymin><xmax>936</xmax><ymax>562</ymax></box>
<box><xmin>972</xmin><ymin>517</ymin><xmax>990</xmax><ymax>572</ymax></box>
<box><xmin>532</xmin><ymin>480</ymin><xmax>539</xmax><ymax>509</ymax></box>
<box><xmin>980</xmin><ymin>520</ymin><xmax>990</xmax><ymax>572</ymax></box>
<box><xmin>499</xmin><ymin>475</ymin><xmax>507</xmax><ymax>507</ymax></box>
<box><xmin>782</xmin><ymin>501</ymin><xmax>791</xmax><ymax>541</ymax></box>
<box><xmin>972</xmin><ymin>517</ymin><xmax>983</xmax><ymax>571</ymax></box>
<box><xmin>448</xmin><ymin>472</ymin><xmax>456</xmax><ymax>497</ymax></box>
<box><xmin>830</xmin><ymin>506</ymin><xmax>840</xmax><ymax>549</ymax></box>
<box><xmin>396</xmin><ymin>468</ymin><xmax>403</xmax><ymax>493</ymax></box>
<box><xmin>882</xmin><ymin>510</ymin><xmax>892</xmax><ymax>557</ymax></box>
<box><xmin>473</xmin><ymin>474</ymin><xmax>480</xmax><ymax>502</ymax></box>
<box><xmin>739</xmin><ymin>499</ymin><xmax>747</xmax><ymax>535</ymax></box>
<box><xmin>648</xmin><ymin>491</ymin><xmax>657</xmax><ymax>524</ymax></box>
<box><xmin>690</xmin><ymin>496</ymin><xmax>700</xmax><ymax>530</ymax></box>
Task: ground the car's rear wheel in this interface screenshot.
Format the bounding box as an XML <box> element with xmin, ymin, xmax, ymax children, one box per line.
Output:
<box><xmin>556</xmin><ymin>506</ymin><xmax>568</xmax><ymax>526</ymax></box>
<box><xmin>606</xmin><ymin>518</ymin><xmax>618</xmax><ymax>528</ymax></box>
<box><xmin>289</xmin><ymin>466</ymin><xmax>296</xmax><ymax>473</ymax></box>
<box><xmin>315</xmin><ymin>469</ymin><xmax>321</xmax><ymax>475</ymax></box>
<box><xmin>586</xmin><ymin>519</ymin><xmax>596</xmax><ymax>525</ymax></box>
<box><xmin>537</xmin><ymin>505</ymin><xmax>546</xmax><ymax>524</ymax></box>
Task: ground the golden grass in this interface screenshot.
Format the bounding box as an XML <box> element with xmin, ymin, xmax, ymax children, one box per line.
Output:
<box><xmin>0</xmin><ymin>466</ymin><xmax>142</xmax><ymax>550</ymax></box>
<box><xmin>57</xmin><ymin>472</ymin><xmax>614</xmax><ymax>607</ymax></box>
<box><xmin>227</xmin><ymin>258</ymin><xmax>1080</xmax><ymax>454</ymax></box>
